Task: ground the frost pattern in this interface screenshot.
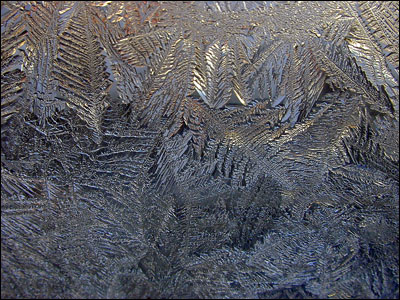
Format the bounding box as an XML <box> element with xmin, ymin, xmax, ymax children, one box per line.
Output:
<box><xmin>1</xmin><ymin>1</ymin><xmax>399</xmax><ymax>299</ymax></box>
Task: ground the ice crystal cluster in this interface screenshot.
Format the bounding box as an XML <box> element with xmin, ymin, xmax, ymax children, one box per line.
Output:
<box><xmin>1</xmin><ymin>1</ymin><xmax>399</xmax><ymax>298</ymax></box>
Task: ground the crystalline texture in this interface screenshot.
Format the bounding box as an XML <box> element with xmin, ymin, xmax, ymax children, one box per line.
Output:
<box><xmin>1</xmin><ymin>1</ymin><xmax>399</xmax><ymax>299</ymax></box>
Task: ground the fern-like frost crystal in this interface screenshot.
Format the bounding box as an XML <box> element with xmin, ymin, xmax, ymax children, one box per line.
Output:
<box><xmin>1</xmin><ymin>1</ymin><xmax>399</xmax><ymax>299</ymax></box>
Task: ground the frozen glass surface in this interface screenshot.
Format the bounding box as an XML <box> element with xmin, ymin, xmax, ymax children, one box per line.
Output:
<box><xmin>1</xmin><ymin>1</ymin><xmax>399</xmax><ymax>298</ymax></box>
